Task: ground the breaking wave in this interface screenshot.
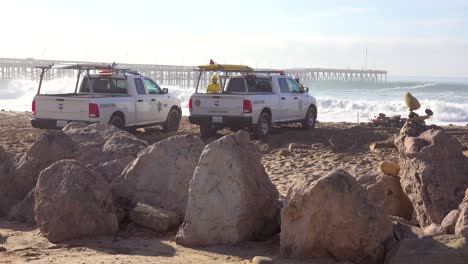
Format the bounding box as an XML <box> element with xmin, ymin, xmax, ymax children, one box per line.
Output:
<box><xmin>1</xmin><ymin>79</ymin><xmax>467</xmax><ymax>125</ymax></box>
<box><xmin>317</xmin><ymin>97</ymin><xmax>468</xmax><ymax>125</ymax></box>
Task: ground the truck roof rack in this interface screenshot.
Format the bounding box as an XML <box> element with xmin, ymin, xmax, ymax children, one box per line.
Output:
<box><xmin>35</xmin><ymin>63</ymin><xmax>130</xmax><ymax>72</ymax></box>
<box><xmin>194</xmin><ymin>64</ymin><xmax>285</xmax><ymax>75</ymax></box>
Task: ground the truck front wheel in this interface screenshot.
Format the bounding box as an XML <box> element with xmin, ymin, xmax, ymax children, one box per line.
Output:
<box><xmin>253</xmin><ymin>111</ymin><xmax>271</xmax><ymax>139</ymax></box>
<box><xmin>163</xmin><ymin>108</ymin><xmax>181</xmax><ymax>133</ymax></box>
<box><xmin>302</xmin><ymin>106</ymin><xmax>316</xmax><ymax>129</ymax></box>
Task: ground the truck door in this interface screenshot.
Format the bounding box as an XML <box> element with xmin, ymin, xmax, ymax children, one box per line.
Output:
<box><xmin>277</xmin><ymin>77</ymin><xmax>295</xmax><ymax>121</ymax></box>
<box><xmin>286</xmin><ymin>78</ymin><xmax>304</xmax><ymax>119</ymax></box>
<box><xmin>133</xmin><ymin>78</ymin><xmax>151</xmax><ymax>124</ymax></box>
<box><xmin>143</xmin><ymin>78</ymin><xmax>167</xmax><ymax>123</ymax></box>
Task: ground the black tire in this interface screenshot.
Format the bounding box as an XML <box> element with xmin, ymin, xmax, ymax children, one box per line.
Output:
<box><xmin>302</xmin><ymin>106</ymin><xmax>316</xmax><ymax>129</ymax></box>
<box><xmin>163</xmin><ymin>108</ymin><xmax>181</xmax><ymax>133</ymax></box>
<box><xmin>199</xmin><ymin>124</ymin><xmax>216</xmax><ymax>138</ymax></box>
<box><xmin>253</xmin><ymin>111</ymin><xmax>271</xmax><ymax>139</ymax></box>
<box><xmin>108</xmin><ymin>114</ymin><xmax>125</xmax><ymax>129</ymax></box>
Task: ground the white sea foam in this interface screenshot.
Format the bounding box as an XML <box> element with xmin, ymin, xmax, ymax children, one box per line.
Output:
<box><xmin>1</xmin><ymin>80</ymin><xmax>467</xmax><ymax>126</ymax></box>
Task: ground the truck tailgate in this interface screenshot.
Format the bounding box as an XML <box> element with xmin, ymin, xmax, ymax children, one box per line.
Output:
<box><xmin>191</xmin><ymin>94</ymin><xmax>244</xmax><ymax>116</ymax></box>
<box><xmin>34</xmin><ymin>96</ymin><xmax>91</xmax><ymax>121</ymax></box>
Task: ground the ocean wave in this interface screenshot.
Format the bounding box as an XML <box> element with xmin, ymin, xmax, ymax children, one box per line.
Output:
<box><xmin>1</xmin><ymin>80</ymin><xmax>467</xmax><ymax>125</ymax></box>
<box><xmin>376</xmin><ymin>83</ymin><xmax>436</xmax><ymax>92</ymax></box>
<box><xmin>317</xmin><ymin>97</ymin><xmax>468</xmax><ymax>124</ymax></box>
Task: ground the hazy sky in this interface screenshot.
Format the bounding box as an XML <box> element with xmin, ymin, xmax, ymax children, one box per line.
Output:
<box><xmin>1</xmin><ymin>0</ymin><xmax>467</xmax><ymax>77</ymax></box>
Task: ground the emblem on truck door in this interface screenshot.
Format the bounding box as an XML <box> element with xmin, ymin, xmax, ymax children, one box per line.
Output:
<box><xmin>214</xmin><ymin>101</ymin><xmax>219</xmax><ymax>107</ymax></box>
<box><xmin>195</xmin><ymin>99</ymin><xmax>201</xmax><ymax>107</ymax></box>
<box><xmin>58</xmin><ymin>104</ymin><xmax>63</xmax><ymax>110</ymax></box>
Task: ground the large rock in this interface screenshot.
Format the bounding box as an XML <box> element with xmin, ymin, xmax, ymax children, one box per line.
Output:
<box><xmin>8</xmin><ymin>188</ymin><xmax>36</xmax><ymax>225</ymax></box>
<box><xmin>113</xmin><ymin>135</ymin><xmax>204</xmax><ymax>216</ymax></box>
<box><xmin>396</xmin><ymin>127</ymin><xmax>468</xmax><ymax>227</ymax></box>
<box><xmin>280</xmin><ymin>169</ymin><xmax>393</xmax><ymax>264</ymax></box>
<box><xmin>1</xmin><ymin>131</ymin><xmax>77</xmax><ymax>215</ymax></box>
<box><xmin>129</xmin><ymin>203</ymin><xmax>181</xmax><ymax>233</ymax></box>
<box><xmin>175</xmin><ymin>131</ymin><xmax>280</xmax><ymax>246</ymax></box>
<box><xmin>442</xmin><ymin>210</ymin><xmax>461</xmax><ymax>234</ymax></box>
<box><xmin>35</xmin><ymin>160</ymin><xmax>118</xmax><ymax>242</ymax></box>
<box><xmin>385</xmin><ymin>235</ymin><xmax>468</xmax><ymax>264</ymax></box>
<box><xmin>64</xmin><ymin>122</ymin><xmax>147</xmax><ymax>181</ymax></box>
<box><xmin>0</xmin><ymin>146</ymin><xmax>16</xmax><ymax>215</ymax></box>
<box><xmin>14</xmin><ymin>130</ymin><xmax>77</xmax><ymax>194</ymax></box>
<box><xmin>455</xmin><ymin>189</ymin><xmax>468</xmax><ymax>237</ymax></box>
<box><xmin>358</xmin><ymin>172</ymin><xmax>414</xmax><ymax>220</ymax></box>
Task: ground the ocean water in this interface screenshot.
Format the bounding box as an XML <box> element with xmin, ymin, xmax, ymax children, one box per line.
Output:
<box><xmin>0</xmin><ymin>78</ymin><xmax>467</xmax><ymax>126</ymax></box>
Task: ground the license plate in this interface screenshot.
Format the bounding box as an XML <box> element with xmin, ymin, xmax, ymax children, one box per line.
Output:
<box><xmin>56</xmin><ymin>120</ymin><xmax>68</xmax><ymax>128</ymax></box>
<box><xmin>212</xmin><ymin>116</ymin><xmax>223</xmax><ymax>123</ymax></box>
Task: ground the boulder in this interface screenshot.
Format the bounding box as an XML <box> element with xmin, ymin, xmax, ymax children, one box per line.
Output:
<box><xmin>423</xmin><ymin>223</ymin><xmax>447</xmax><ymax>237</ymax></box>
<box><xmin>385</xmin><ymin>235</ymin><xmax>468</xmax><ymax>264</ymax></box>
<box><xmin>379</xmin><ymin>161</ymin><xmax>400</xmax><ymax>177</ymax></box>
<box><xmin>8</xmin><ymin>188</ymin><xmax>36</xmax><ymax>225</ymax></box>
<box><xmin>280</xmin><ymin>169</ymin><xmax>393</xmax><ymax>264</ymax></box>
<box><xmin>455</xmin><ymin>190</ymin><xmax>468</xmax><ymax>237</ymax></box>
<box><xmin>113</xmin><ymin>135</ymin><xmax>204</xmax><ymax>216</ymax></box>
<box><xmin>64</xmin><ymin>122</ymin><xmax>147</xmax><ymax>180</ymax></box>
<box><xmin>176</xmin><ymin>131</ymin><xmax>280</xmax><ymax>246</ymax></box>
<box><xmin>442</xmin><ymin>210</ymin><xmax>461</xmax><ymax>234</ymax></box>
<box><xmin>35</xmin><ymin>160</ymin><xmax>118</xmax><ymax>242</ymax></box>
<box><xmin>0</xmin><ymin>146</ymin><xmax>16</xmax><ymax>215</ymax></box>
<box><xmin>14</xmin><ymin>131</ymin><xmax>77</xmax><ymax>196</ymax></box>
<box><xmin>129</xmin><ymin>203</ymin><xmax>181</xmax><ymax>233</ymax></box>
<box><xmin>358</xmin><ymin>172</ymin><xmax>413</xmax><ymax>220</ymax></box>
<box><xmin>391</xmin><ymin>218</ymin><xmax>424</xmax><ymax>241</ymax></box>
<box><xmin>396</xmin><ymin>127</ymin><xmax>468</xmax><ymax>227</ymax></box>
<box><xmin>1</xmin><ymin>131</ymin><xmax>76</xmax><ymax>215</ymax></box>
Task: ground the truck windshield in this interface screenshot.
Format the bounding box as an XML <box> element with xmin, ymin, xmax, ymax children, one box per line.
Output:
<box><xmin>246</xmin><ymin>78</ymin><xmax>272</xmax><ymax>93</ymax></box>
<box><xmin>80</xmin><ymin>77</ymin><xmax>128</xmax><ymax>94</ymax></box>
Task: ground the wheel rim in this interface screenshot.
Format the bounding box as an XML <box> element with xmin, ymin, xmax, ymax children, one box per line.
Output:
<box><xmin>261</xmin><ymin>116</ymin><xmax>269</xmax><ymax>135</ymax></box>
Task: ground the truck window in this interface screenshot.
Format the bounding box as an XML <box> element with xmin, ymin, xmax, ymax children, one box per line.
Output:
<box><xmin>246</xmin><ymin>78</ymin><xmax>272</xmax><ymax>93</ymax></box>
<box><xmin>225</xmin><ymin>78</ymin><xmax>246</xmax><ymax>93</ymax></box>
<box><xmin>287</xmin><ymin>78</ymin><xmax>302</xmax><ymax>93</ymax></box>
<box><xmin>79</xmin><ymin>77</ymin><xmax>127</xmax><ymax>94</ymax></box>
<box><xmin>278</xmin><ymin>78</ymin><xmax>290</xmax><ymax>93</ymax></box>
<box><xmin>143</xmin><ymin>78</ymin><xmax>162</xmax><ymax>94</ymax></box>
<box><xmin>134</xmin><ymin>78</ymin><xmax>146</xmax><ymax>95</ymax></box>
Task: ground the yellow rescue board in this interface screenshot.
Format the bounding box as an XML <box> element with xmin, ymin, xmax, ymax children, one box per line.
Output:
<box><xmin>197</xmin><ymin>64</ymin><xmax>254</xmax><ymax>71</ymax></box>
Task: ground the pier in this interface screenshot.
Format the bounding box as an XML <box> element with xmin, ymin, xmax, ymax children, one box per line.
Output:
<box><xmin>0</xmin><ymin>58</ymin><xmax>387</xmax><ymax>87</ymax></box>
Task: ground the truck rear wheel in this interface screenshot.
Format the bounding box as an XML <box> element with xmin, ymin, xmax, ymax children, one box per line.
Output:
<box><xmin>253</xmin><ymin>111</ymin><xmax>271</xmax><ymax>139</ymax></box>
<box><xmin>109</xmin><ymin>114</ymin><xmax>125</xmax><ymax>129</ymax></box>
<box><xmin>200</xmin><ymin>124</ymin><xmax>216</xmax><ymax>138</ymax></box>
<box><xmin>302</xmin><ymin>106</ymin><xmax>316</xmax><ymax>129</ymax></box>
<box><xmin>163</xmin><ymin>108</ymin><xmax>181</xmax><ymax>133</ymax></box>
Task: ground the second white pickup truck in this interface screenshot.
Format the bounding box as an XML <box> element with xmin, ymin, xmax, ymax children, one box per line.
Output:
<box><xmin>189</xmin><ymin>65</ymin><xmax>317</xmax><ymax>138</ymax></box>
<box><xmin>32</xmin><ymin>64</ymin><xmax>181</xmax><ymax>132</ymax></box>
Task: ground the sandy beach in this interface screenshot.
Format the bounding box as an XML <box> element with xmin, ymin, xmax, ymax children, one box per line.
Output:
<box><xmin>0</xmin><ymin>110</ymin><xmax>467</xmax><ymax>263</ymax></box>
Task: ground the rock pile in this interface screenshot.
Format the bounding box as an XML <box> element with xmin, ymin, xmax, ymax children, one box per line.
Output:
<box><xmin>396</xmin><ymin>124</ymin><xmax>468</xmax><ymax>227</ymax></box>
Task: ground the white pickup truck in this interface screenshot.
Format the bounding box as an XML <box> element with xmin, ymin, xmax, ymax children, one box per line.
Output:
<box><xmin>31</xmin><ymin>64</ymin><xmax>181</xmax><ymax>132</ymax></box>
<box><xmin>188</xmin><ymin>65</ymin><xmax>317</xmax><ymax>138</ymax></box>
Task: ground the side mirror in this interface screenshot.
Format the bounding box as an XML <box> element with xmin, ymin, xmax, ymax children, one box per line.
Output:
<box><xmin>303</xmin><ymin>87</ymin><xmax>309</xmax><ymax>93</ymax></box>
<box><xmin>162</xmin><ymin>88</ymin><xmax>169</xmax><ymax>94</ymax></box>
<box><xmin>425</xmin><ymin>109</ymin><xmax>433</xmax><ymax>116</ymax></box>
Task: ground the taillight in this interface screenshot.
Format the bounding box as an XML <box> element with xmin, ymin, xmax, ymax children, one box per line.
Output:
<box><xmin>89</xmin><ymin>103</ymin><xmax>100</xmax><ymax>118</ymax></box>
<box><xmin>243</xmin><ymin>100</ymin><xmax>252</xmax><ymax>113</ymax></box>
<box><xmin>189</xmin><ymin>98</ymin><xmax>193</xmax><ymax>112</ymax></box>
<box><xmin>32</xmin><ymin>100</ymin><xmax>36</xmax><ymax>115</ymax></box>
